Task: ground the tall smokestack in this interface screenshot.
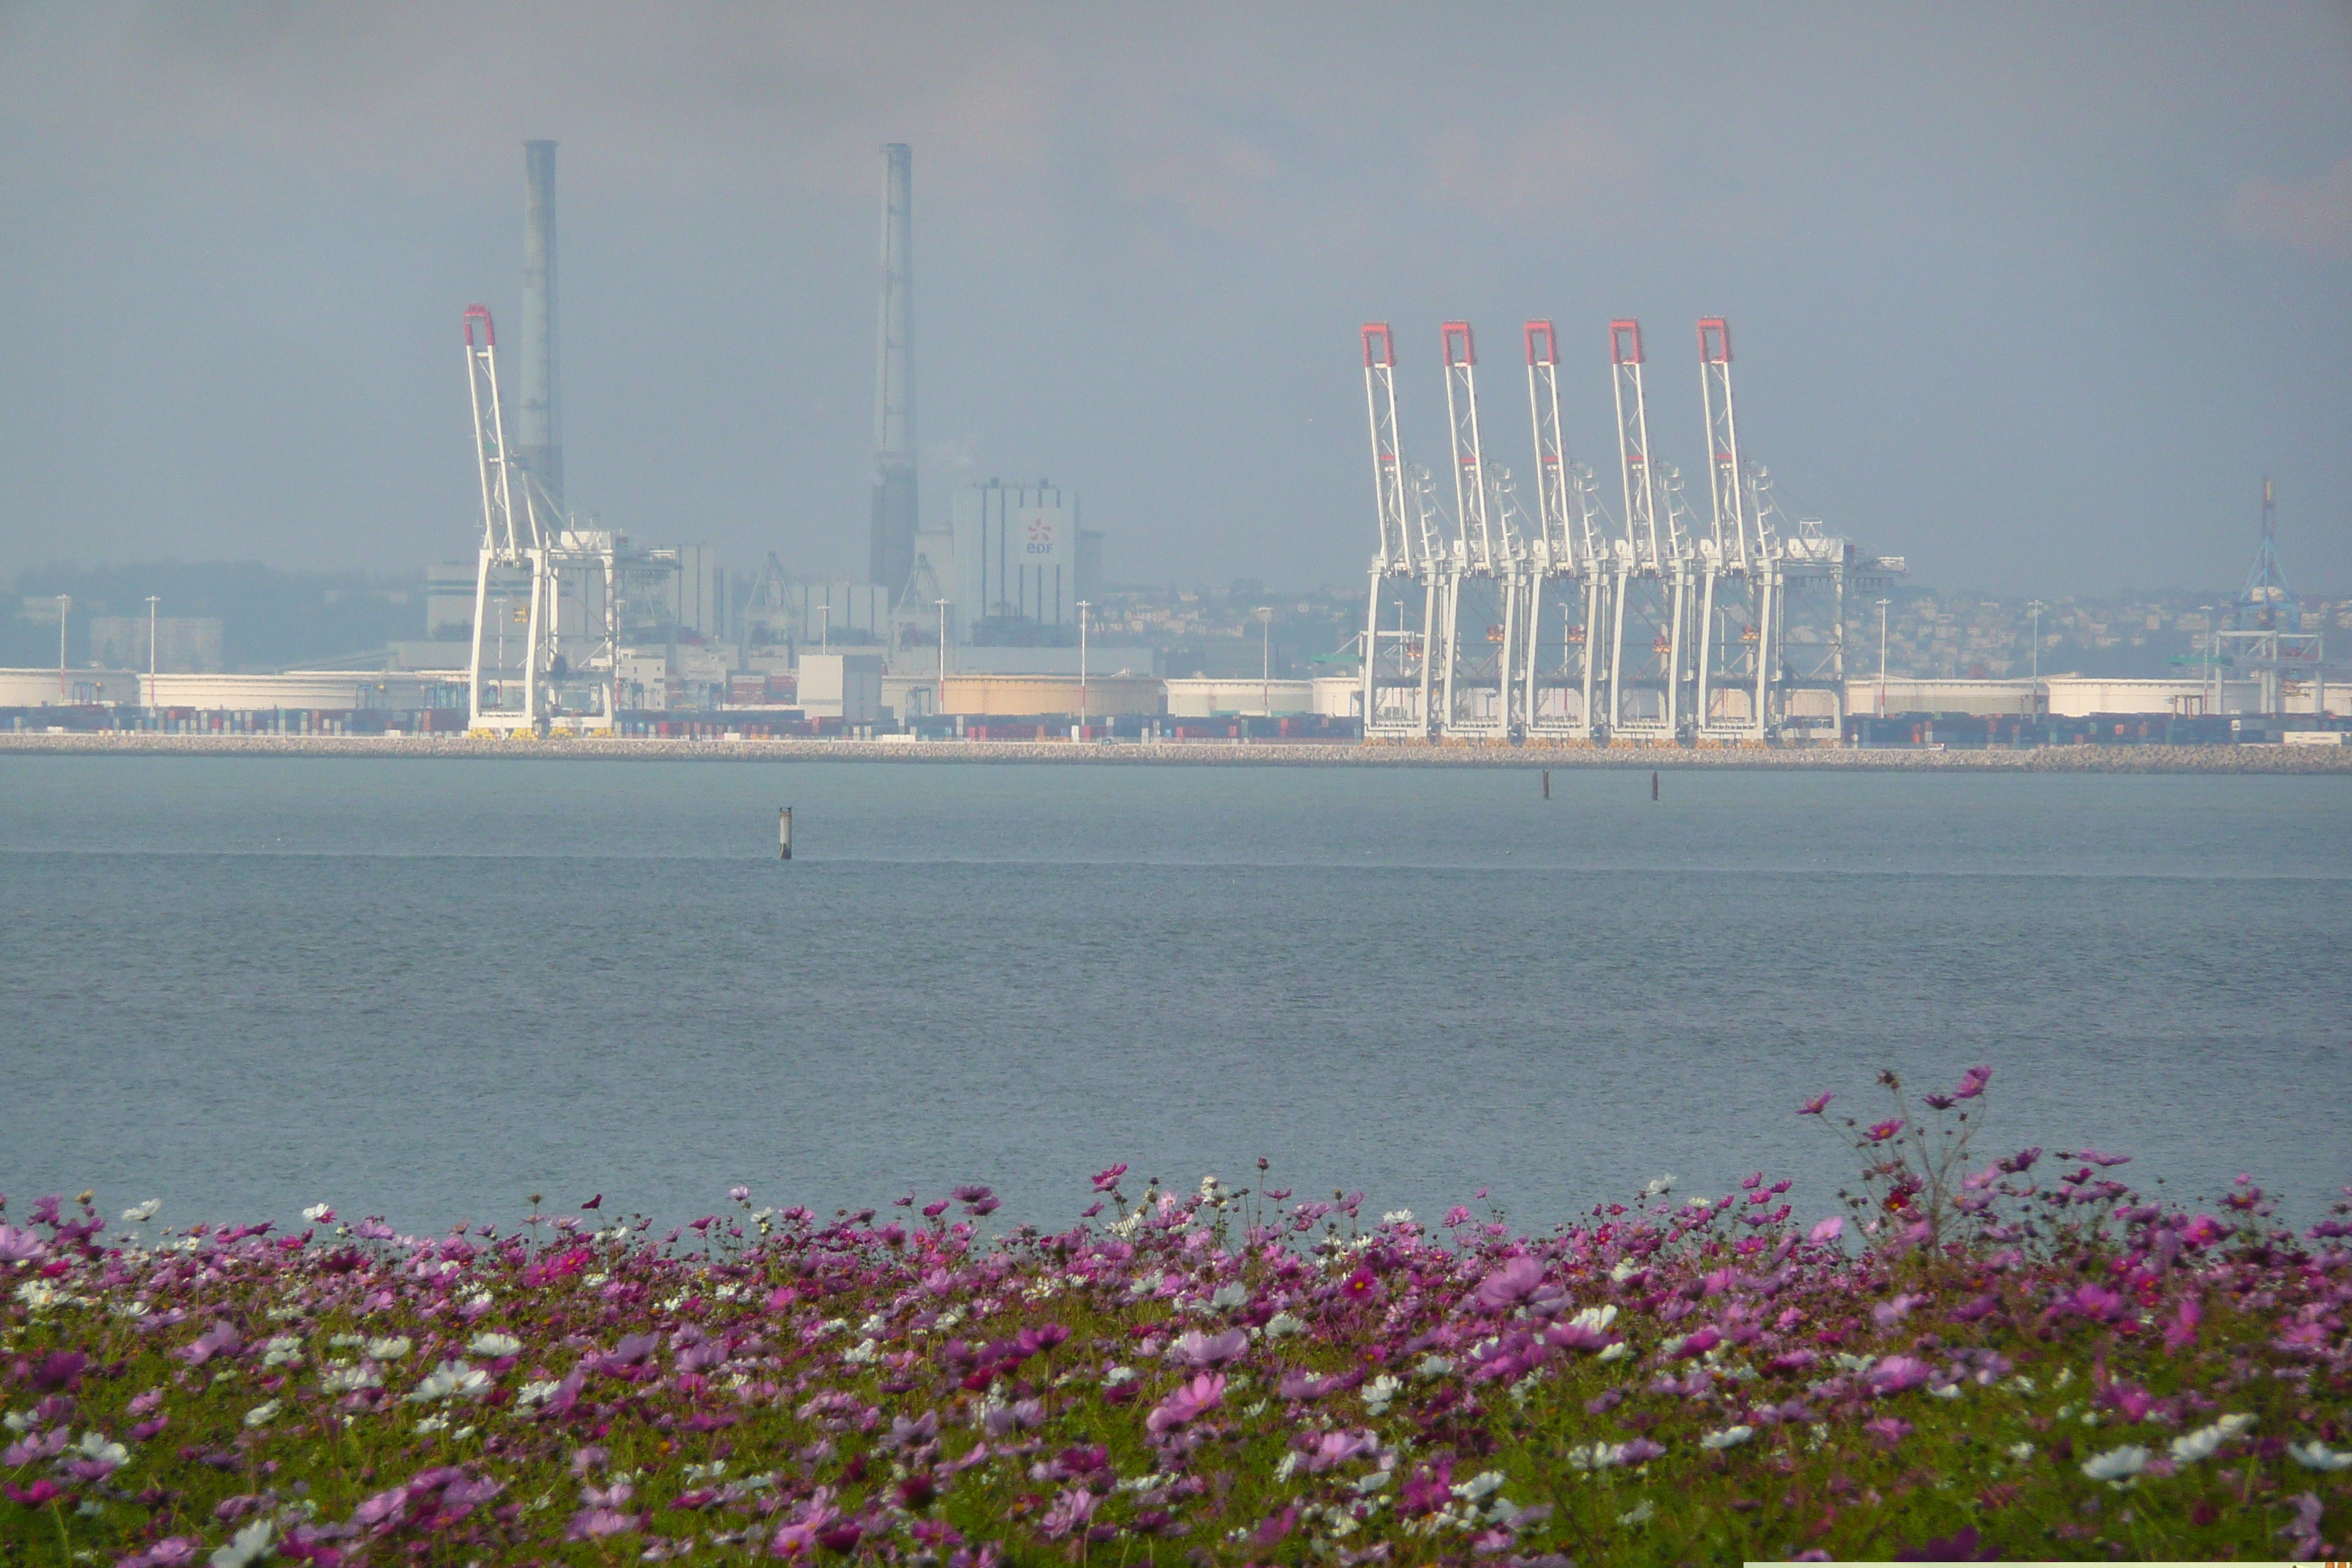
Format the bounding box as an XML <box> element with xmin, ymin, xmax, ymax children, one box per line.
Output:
<box><xmin>520</xmin><ymin>139</ymin><xmax>563</xmax><ymax>509</ymax></box>
<box><xmin>870</xmin><ymin>143</ymin><xmax>916</xmax><ymax>592</ymax></box>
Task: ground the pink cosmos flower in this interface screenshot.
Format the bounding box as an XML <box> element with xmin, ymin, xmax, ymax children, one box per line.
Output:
<box><xmin>1091</xmin><ymin>1164</ymin><xmax>1128</xmax><ymax>1193</ymax></box>
<box><xmin>2162</xmin><ymin>1297</ymin><xmax>2203</xmax><ymax>1354</ymax></box>
<box><xmin>1807</xmin><ymin>1216</ymin><xmax>1844</xmax><ymax>1244</ymax></box>
<box><xmin>0</xmin><ymin>1224</ymin><xmax>45</xmax><ymax>1264</ymax></box>
<box><xmin>1955</xmin><ymin>1065</ymin><xmax>1993</xmax><ymax>1099</ymax></box>
<box><xmin>1167</xmin><ymin>1329</ymin><xmax>1247</xmax><ymax>1368</ymax></box>
<box><xmin>1038</xmin><ymin>1487</ymin><xmax>1100</xmax><ymax>1539</ymax></box>
<box><xmin>1867</xmin><ymin>1355</ymin><xmax>1933</xmax><ymax>1395</ymax></box>
<box><xmin>1145</xmin><ymin>1372</ymin><xmax>1226</xmax><ymax>1435</ymax></box>
<box><xmin>1473</xmin><ymin>1256</ymin><xmax>1546</xmax><ymax>1311</ymax></box>
<box><xmin>1797</xmin><ymin>1093</ymin><xmax>1834</xmax><ymax>1116</ymax></box>
<box><xmin>1866</xmin><ymin>1119</ymin><xmax>1904</xmax><ymax>1142</ymax></box>
<box><xmin>1863</xmin><ymin>1415</ymin><xmax>1913</xmax><ymax>1449</ymax></box>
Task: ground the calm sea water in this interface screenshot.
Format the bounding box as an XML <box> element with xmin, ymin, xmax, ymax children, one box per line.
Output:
<box><xmin>1</xmin><ymin>755</ymin><xmax>2345</xmax><ymax>1236</ymax></box>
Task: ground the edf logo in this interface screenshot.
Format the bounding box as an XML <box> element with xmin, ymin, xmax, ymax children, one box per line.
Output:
<box><xmin>1025</xmin><ymin>517</ymin><xmax>1056</xmax><ymax>554</ymax></box>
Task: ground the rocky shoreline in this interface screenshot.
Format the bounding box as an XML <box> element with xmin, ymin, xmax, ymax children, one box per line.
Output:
<box><xmin>4</xmin><ymin>730</ymin><xmax>2349</xmax><ymax>772</ymax></box>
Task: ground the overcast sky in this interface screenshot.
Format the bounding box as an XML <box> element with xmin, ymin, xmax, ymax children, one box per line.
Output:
<box><xmin>1</xmin><ymin>2</ymin><xmax>2347</xmax><ymax>596</ymax></box>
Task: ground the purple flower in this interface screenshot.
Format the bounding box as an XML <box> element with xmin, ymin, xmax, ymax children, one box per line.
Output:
<box><xmin>1090</xmin><ymin>1164</ymin><xmax>1128</xmax><ymax>1193</ymax></box>
<box><xmin>2073</xmin><ymin>1149</ymin><xmax>2132</xmax><ymax>1168</ymax></box>
<box><xmin>1954</xmin><ymin>1065</ymin><xmax>1993</xmax><ymax>1100</ymax></box>
<box><xmin>0</xmin><ymin>1224</ymin><xmax>45</xmax><ymax>1264</ymax></box>
<box><xmin>1867</xmin><ymin>1118</ymin><xmax>1904</xmax><ymax>1142</ymax></box>
<box><xmin>1864</xmin><ymin>1415</ymin><xmax>1914</xmax><ymax>1449</ymax></box>
<box><xmin>1997</xmin><ymin>1147</ymin><xmax>2043</xmax><ymax>1174</ymax></box>
<box><xmin>1798</xmin><ymin>1093</ymin><xmax>1834</xmax><ymax>1115</ymax></box>
<box><xmin>1145</xmin><ymin>1372</ymin><xmax>1225</xmax><ymax>1435</ymax></box>
<box><xmin>1807</xmin><ymin>1216</ymin><xmax>1844</xmax><ymax>1244</ymax></box>
<box><xmin>950</xmin><ymin>1185</ymin><xmax>992</xmax><ymax>1204</ymax></box>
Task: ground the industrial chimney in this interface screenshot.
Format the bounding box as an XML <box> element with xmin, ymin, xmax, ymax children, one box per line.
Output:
<box><xmin>520</xmin><ymin>139</ymin><xmax>563</xmax><ymax>509</ymax></box>
<box><xmin>870</xmin><ymin>143</ymin><xmax>916</xmax><ymax>592</ymax></box>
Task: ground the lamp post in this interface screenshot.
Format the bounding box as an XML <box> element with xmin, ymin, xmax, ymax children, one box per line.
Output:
<box><xmin>56</xmin><ymin>594</ymin><xmax>70</xmax><ymax>698</ymax></box>
<box><xmin>1875</xmin><ymin>598</ymin><xmax>1891</xmax><ymax>720</ymax></box>
<box><xmin>146</xmin><ymin>596</ymin><xmax>160</xmax><ymax>716</ymax></box>
<box><xmin>819</xmin><ymin>603</ymin><xmax>829</xmax><ymax>655</ymax></box>
<box><xmin>935</xmin><ymin>599</ymin><xmax>949</xmax><ymax>725</ymax></box>
<box><xmin>1076</xmin><ymin>600</ymin><xmax>1090</xmax><ymax>739</ymax></box>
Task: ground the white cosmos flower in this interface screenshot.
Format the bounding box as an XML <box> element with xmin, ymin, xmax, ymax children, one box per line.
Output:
<box><xmin>2288</xmin><ymin>1440</ymin><xmax>2352</xmax><ymax>1471</ymax></box>
<box><xmin>364</xmin><ymin>1336</ymin><xmax>412</xmax><ymax>1361</ymax></box>
<box><xmin>467</xmin><ymin>1333</ymin><xmax>522</xmax><ymax>1359</ymax></box>
<box><xmin>1616</xmin><ymin>1500</ymin><xmax>1656</xmax><ymax>1526</ymax></box>
<box><xmin>301</xmin><ymin>1205</ymin><xmax>333</xmax><ymax>1224</ymax></box>
<box><xmin>2079</xmin><ymin>1444</ymin><xmax>2149</xmax><ymax>1482</ymax></box>
<box><xmin>2007</xmin><ymin>1441</ymin><xmax>2035</xmax><ymax>1460</ymax></box>
<box><xmin>406</xmin><ymin>1360</ymin><xmax>491</xmax><ymax>1403</ymax></box>
<box><xmin>1381</xmin><ymin>1210</ymin><xmax>1415</xmax><ymax>1227</ymax></box>
<box><xmin>210</xmin><ymin>1520</ymin><xmax>274</xmax><ymax>1568</ymax></box>
<box><xmin>2171</xmin><ymin>1414</ymin><xmax>2255</xmax><ymax>1463</ymax></box>
<box><xmin>1361</xmin><ymin>1373</ymin><xmax>1401</xmax><ymax>1415</ymax></box>
<box><xmin>1643</xmin><ymin>1175</ymin><xmax>1676</xmax><ymax>1198</ymax></box>
<box><xmin>1597</xmin><ymin>1341</ymin><xmax>1631</xmax><ymax>1362</ymax></box>
<box><xmin>242</xmin><ymin>1401</ymin><xmax>281</xmax><ymax>1428</ymax></box>
<box><xmin>1263</xmin><ymin>1313</ymin><xmax>1305</xmax><ymax>1338</ymax></box>
<box><xmin>516</xmin><ymin>1379</ymin><xmax>562</xmax><ymax>1406</ymax></box>
<box><xmin>72</xmin><ymin>1431</ymin><xmax>129</xmax><ymax>1468</ymax></box>
<box><xmin>1451</xmin><ymin>1471</ymin><xmax>1506</xmax><ymax>1503</ymax></box>
<box><xmin>122</xmin><ymin>1200</ymin><xmax>162</xmax><ymax>1224</ymax></box>
<box><xmin>1700</xmin><ymin>1425</ymin><xmax>1754</xmax><ymax>1450</ymax></box>
<box><xmin>321</xmin><ymin>1365</ymin><xmax>382</xmax><ymax>1394</ymax></box>
<box><xmin>1210</xmin><ymin>1282</ymin><xmax>1250</xmax><ymax>1310</ymax></box>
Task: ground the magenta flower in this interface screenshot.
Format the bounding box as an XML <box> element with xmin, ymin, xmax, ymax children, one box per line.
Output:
<box><xmin>2073</xmin><ymin>1149</ymin><xmax>2131</xmax><ymax>1168</ymax></box>
<box><xmin>1091</xmin><ymin>1164</ymin><xmax>1128</xmax><ymax>1192</ymax></box>
<box><xmin>1866</xmin><ymin>1118</ymin><xmax>1904</xmax><ymax>1142</ymax></box>
<box><xmin>0</xmin><ymin>1224</ymin><xmax>45</xmax><ymax>1264</ymax></box>
<box><xmin>1797</xmin><ymin>1093</ymin><xmax>1834</xmax><ymax>1116</ymax></box>
<box><xmin>1955</xmin><ymin>1065</ymin><xmax>1993</xmax><ymax>1099</ymax></box>
<box><xmin>1145</xmin><ymin>1372</ymin><xmax>1226</xmax><ymax>1435</ymax></box>
<box><xmin>1863</xmin><ymin>1415</ymin><xmax>1913</xmax><ymax>1449</ymax></box>
<box><xmin>1807</xmin><ymin>1216</ymin><xmax>1844</xmax><ymax>1244</ymax></box>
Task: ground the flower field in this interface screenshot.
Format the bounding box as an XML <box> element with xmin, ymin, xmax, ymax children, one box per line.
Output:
<box><xmin>4</xmin><ymin>1070</ymin><xmax>2348</xmax><ymax>1565</ymax></box>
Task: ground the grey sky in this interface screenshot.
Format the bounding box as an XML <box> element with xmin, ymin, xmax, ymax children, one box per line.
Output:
<box><xmin>1</xmin><ymin>2</ymin><xmax>2346</xmax><ymax>595</ymax></box>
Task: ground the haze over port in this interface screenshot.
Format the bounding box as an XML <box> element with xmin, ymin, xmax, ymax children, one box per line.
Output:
<box><xmin>1</xmin><ymin>3</ymin><xmax>2347</xmax><ymax>604</ymax></box>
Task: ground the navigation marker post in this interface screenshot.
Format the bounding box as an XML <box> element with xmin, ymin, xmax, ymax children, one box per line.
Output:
<box><xmin>779</xmin><ymin>807</ymin><xmax>794</xmax><ymax>862</ymax></box>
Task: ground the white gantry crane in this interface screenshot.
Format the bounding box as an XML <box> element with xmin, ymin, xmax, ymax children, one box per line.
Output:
<box><xmin>1439</xmin><ymin>322</ymin><xmax>1518</xmax><ymax>736</ymax></box>
<box><xmin>464</xmin><ymin>304</ymin><xmax>549</xmax><ymax>732</ymax></box>
<box><xmin>1356</xmin><ymin>314</ymin><xmax>1896</xmax><ymax>745</ymax></box>
<box><xmin>1695</xmin><ymin>317</ymin><xmax>1771</xmax><ymax>739</ymax></box>
<box><xmin>1360</xmin><ymin>323</ymin><xmax>1440</xmax><ymax>738</ymax></box>
<box><xmin>1605</xmin><ymin>318</ymin><xmax>1691</xmax><ymax>738</ymax></box>
<box><xmin>464</xmin><ymin>304</ymin><xmax>625</xmax><ymax>734</ymax></box>
<box><xmin>1522</xmin><ymin>321</ymin><xmax>1605</xmax><ymax>737</ymax></box>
